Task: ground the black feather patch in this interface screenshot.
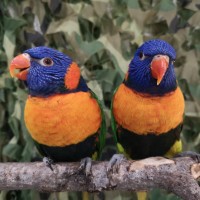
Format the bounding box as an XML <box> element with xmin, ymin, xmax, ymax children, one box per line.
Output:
<box><xmin>117</xmin><ymin>124</ymin><xmax>183</xmax><ymax>159</ymax></box>
<box><xmin>35</xmin><ymin>134</ymin><xmax>98</xmax><ymax>162</ymax></box>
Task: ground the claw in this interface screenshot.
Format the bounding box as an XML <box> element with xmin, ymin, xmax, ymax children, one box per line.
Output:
<box><xmin>78</xmin><ymin>157</ymin><xmax>92</xmax><ymax>176</ymax></box>
<box><xmin>175</xmin><ymin>151</ymin><xmax>200</xmax><ymax>163</ymax></box>
<box><xmin>43</xmin><ymin>157</ymin><xmax>55</xmax><ymax>171</ymax></box>
<box><xmin>107</xmin><ymin>154</ymin><xmax>126</xmax><ymax>173</ymax></box>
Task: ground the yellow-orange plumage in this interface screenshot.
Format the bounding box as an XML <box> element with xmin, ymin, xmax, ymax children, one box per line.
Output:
<box><xmin>25</xmin><ymin>91</ymin><xmax>101</xmax><ymax>146</ymax></box>
<box><xmin>113</xmin><ymin>83</ymin><xmax>184</xmax><ymax>135</ymax></box>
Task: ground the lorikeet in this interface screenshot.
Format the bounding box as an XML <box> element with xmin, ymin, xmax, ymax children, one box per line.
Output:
<box><xmin>110</xmin><ymin>39</ymin><xmax>184</xmax><ymax>160</ymax></box>
<box><xmin>9</xmin><ymin>47</ymin><xmax>106</xmax><ymax>173</ymax></box>
<box><xmin>108</xmin><ymin>39</ymin><xmax>185</xmax><ymax>200</ymax></box>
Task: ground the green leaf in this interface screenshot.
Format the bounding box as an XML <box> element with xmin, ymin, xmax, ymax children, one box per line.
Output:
<box><xmin>0</xmin><ymin>89</ymin><xmax>5</xmax><ymax>102</ymax></box>
<box><xmin>78</xmin><ymin>17</ymin><xmax>100</xmax><ymax>41</ymax></box>
<box><xmin>3</xmin><ymin>16</ymin><xmax>26</xmax><ymax>64</ymax></box>
<box><xmin>0</xmin><ymin>191</ymin><xmax>8</xmax><ymax>200</ymax></box>
<box><xmin>14</xmin><ymin>88</ymin><xmax>28</xmax><ymax>101</ymax></box>
<box><xmin>157</xmin><ymin>0</ymin><xmax>176</xmax><ymax>11</ymax></box>
<box><xmin>0</xmin><ymin>103</ymin><xmax>5</xmax><ymax>128</ymax></box>
<box><xmin>3</xmin><ymin>143</ymin><xmax>23</xmax><ymax>161</ymax></box>
<box><xmin>150</xmin><ymin>189</ymin><xmax>181</xmax><ymax>200</ymax></box>
<box><xmin>8</xmin><ymin>117</ymin><xmax>20</xmax><ymax>140</ymax></box>
<box><xmin>138</xmin><ymin>0</ymin><xmax>152</xmax><ymax>11</ymax></box>
<box><xmin>0</xmin><ymin>131</ymin><xmax>8</xmax><ymax>160</ymax></box>
<box><xmin>98</xmin><ymin>34</ymin><xmax>128</xmax><ymax>75</ymax></box>
<box><xmin>179</xmin><ymin>8</ymin><xmax>195</xmax><ymax>20</ymax></box>
<box><xmin>21</xmin><ymin>141</ymin><xmax>35</xmax><ymax>161</ymax></box>
<box><xmin>3</xmin><ymin>31</ymin><xmax>16</xmax><ymax>65</ymax></box>
<box><xmin>6</xmin><ymin>92</ymin><xmax>16</xmax><ymax>116</ymax></box>
<box><xmin>3</xmin><ymin>16</ymin><xmax>26</xmax><ymax>32</ymax></box>
<box><xmin>12</xmin><ymin>101</ymin><xmax>21</xmax><ymax>120</ymax></box>
<box><xmin>75</xmin><ymin>34</ymin><xmax>104</xmax><ymax>57</ymax></box>
<box><xmin>125</xmin><ymin>0</ymin><xmax>140</xmax><ymax>8</ymax></box>
<box><xmin>94</xmin><ymin>68</ymin><xmax>123</xmax><ymax>101</ymax></box>
<box><xmin>4</xmin><ymin>78</ymin><xmax>15</xmax><ymax>90</ymax></box>
<box><xmin>46</xmin><ymin>17</ymin><xmax>80</xmax><ymax>35</ymax></box>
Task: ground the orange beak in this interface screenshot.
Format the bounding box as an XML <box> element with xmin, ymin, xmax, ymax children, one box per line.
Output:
<box><xmin>9</xmin><ymin>53</ymin><xmax>30</xmax><ymax>81</ymax></box>
<box><xmin>150</xmin><ymin>55</ymin><xmax>169</xmax><ymax>85</ymax></box>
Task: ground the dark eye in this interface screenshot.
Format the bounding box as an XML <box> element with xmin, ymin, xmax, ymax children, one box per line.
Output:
<box><xmin>40</xmin><ymin>57</ymin><xmax>54</xmax><ymax>66</ymax></box>
<box><xmin>139</xmin><ymin>52</ymin><xmax>145</xmax><ymax>60</ymax></box>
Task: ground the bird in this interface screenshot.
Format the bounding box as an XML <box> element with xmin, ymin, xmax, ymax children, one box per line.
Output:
<box><xmin>108</xmin><ymin>39</ymin><xmax>185</xmax><ymax>200</ymax></box>
<box><xmin>9</xmin><ymin>46</ymin><xmax>106</xmax><ymax>174</ymax></box>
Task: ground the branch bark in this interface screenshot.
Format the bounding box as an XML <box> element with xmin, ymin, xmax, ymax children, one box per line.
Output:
<box><xmin>0</xmin><ymin>157</ymin><xmax>200</xmax><ymax>200</ymax></box>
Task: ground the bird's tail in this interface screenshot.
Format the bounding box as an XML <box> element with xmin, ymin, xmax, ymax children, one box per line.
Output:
<box><xmin>137</xmin><ymin>191</ymin><xmax>147</xmax><ymax>200</ymax></box>
<box><xmin>82</xmin><ymin>191</ymin><xmax>90</xmax><ymax>200</ymax></box>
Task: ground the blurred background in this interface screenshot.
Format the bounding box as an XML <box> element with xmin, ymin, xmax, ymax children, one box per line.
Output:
<box><xmin>0</xmin><ymin>0</ymin><xmax>200</xmax><ymax>199</ymax></box>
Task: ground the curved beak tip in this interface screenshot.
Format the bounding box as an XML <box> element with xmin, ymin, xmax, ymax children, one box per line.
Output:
<box><xmin>151</xmin><ymin>55</ymin><xmax>169</xmax><ymax>85</ymax></box>
<box><xmin>157</xmin><ymin>79</ymin><xmax>162</xmax><ymax>85</ymax></box>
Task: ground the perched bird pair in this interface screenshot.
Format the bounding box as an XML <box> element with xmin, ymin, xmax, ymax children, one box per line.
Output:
<box><xmin>9</xmin><ymin>39</ymin><xmax>186</xmax><ymax>175</ymax></box>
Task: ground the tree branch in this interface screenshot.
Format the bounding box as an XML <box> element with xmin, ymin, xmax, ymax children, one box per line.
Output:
<box><xmin>0</xmin><ymin>157</ymin><xmax>200</xmax><ymax>200</ymax></box>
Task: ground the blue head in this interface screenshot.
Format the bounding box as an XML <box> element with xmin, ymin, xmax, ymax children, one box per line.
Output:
<box><xmin>125</xmin><ymin>39</ymin><xmax>177</xmax><ymax>96</ymax></box>
<box><xmin>9</xmin><ymin>47</ymin><xmax>88</xmax><ymax>97</ymax></box>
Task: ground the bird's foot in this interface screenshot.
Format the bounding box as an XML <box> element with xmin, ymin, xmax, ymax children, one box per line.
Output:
<box><xmin>43</xmin><ymin>157</ymin><xmax>55</xmax><ymax>171</ymax></box>
<box><xmin>78</xmin><ymin>157</ymin><xmax>92</xmax><ymax>177</ymax></box>
<box><xmin>174</xmin><ymin>151</ymin><xmax>200</xmax><ymax>162</ymax></box>
<box><xmin>107</xmin><ymin>154</ymin><xmax>126</xmax><ymax>173</ymax></box>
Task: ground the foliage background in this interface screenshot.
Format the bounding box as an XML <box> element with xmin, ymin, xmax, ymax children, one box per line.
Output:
<box><xmin>0</xmin><ymin>0</ymin><xmax>200</xmax><ymax>199</ymax></box>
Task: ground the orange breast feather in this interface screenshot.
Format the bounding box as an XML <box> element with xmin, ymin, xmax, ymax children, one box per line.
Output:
<box><xmin>113</xmin><ymin>84</ymin><xmax>184</xmax><ymax>135</ymax></box>
<box><xmin>24</xmin><ymin>92</ymin><xmax>101</xmax><ymax>146</ymax></box>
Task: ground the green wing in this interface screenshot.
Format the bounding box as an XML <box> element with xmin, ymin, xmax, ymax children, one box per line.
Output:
<box><xmin>89</xmin><ymin>89</ymin><xmax>106</xmax><ymax>158</ymax></box>
<box><xmin>111</xmin><ymin>86</ymin><xmax>127</xmax><ymax>154</ymax></box>
<box><xmin>110</xmin><ymin>87</ymin><xmax>119</xmax><ymax>144</ymax></box>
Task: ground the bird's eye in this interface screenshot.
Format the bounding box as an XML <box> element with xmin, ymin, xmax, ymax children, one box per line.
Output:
<box><xmin>171</xmin><ymin>60</ymin><xmax>175</xmax><ymax>65</ymax></box>
<box><xmin>40</xmin><ymin>58</ymin><xmax>54</xmax><ymax>66</ymax></box>
<box><xmin>139</xmin><ymin>52</ymin><xmax>145</xmax><ymax>60</ymax></box>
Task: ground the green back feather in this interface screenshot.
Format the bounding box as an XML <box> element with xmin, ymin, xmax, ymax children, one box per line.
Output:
<box><xmin>111</xmin><ymin>86</ymin><xmax>127</xmax><ymax>155</ymax></box>
<box><xmin>89</xmin><ymin>89</ymin><xmax>107</xmax><ymax>158</ymax></box>
<box><xmin>111</xmin><ymin>87</ymin><xmax>119</xmax><ymax>144</ymax></box>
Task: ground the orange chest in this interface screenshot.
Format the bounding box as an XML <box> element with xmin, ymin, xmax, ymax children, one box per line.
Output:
<box><xmin>113</xmin><ymin>84</ymin><xmax>185</xmax><ymax>135</ymax></box>
<box><xmin>24</xmin><ymin>92</ymin><xmax>101</xmax><ymax>146</ymax></box>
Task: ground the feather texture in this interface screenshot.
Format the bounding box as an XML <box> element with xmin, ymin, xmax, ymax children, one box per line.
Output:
<box><xmin>113</xmin><ymin>83</ymin><xmax>184</xmax><ymax>135</ymax></box>
<box><xmin>25</xmin><ymin>91</ymin><xmax>102</xmax><ymax>146</ymax></box>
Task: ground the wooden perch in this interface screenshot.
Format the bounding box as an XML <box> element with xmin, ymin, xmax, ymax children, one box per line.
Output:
<box><xmin>0</xmin><ymin>157</ymin><xmax>200</xmax><ymax>200</ymax></box>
